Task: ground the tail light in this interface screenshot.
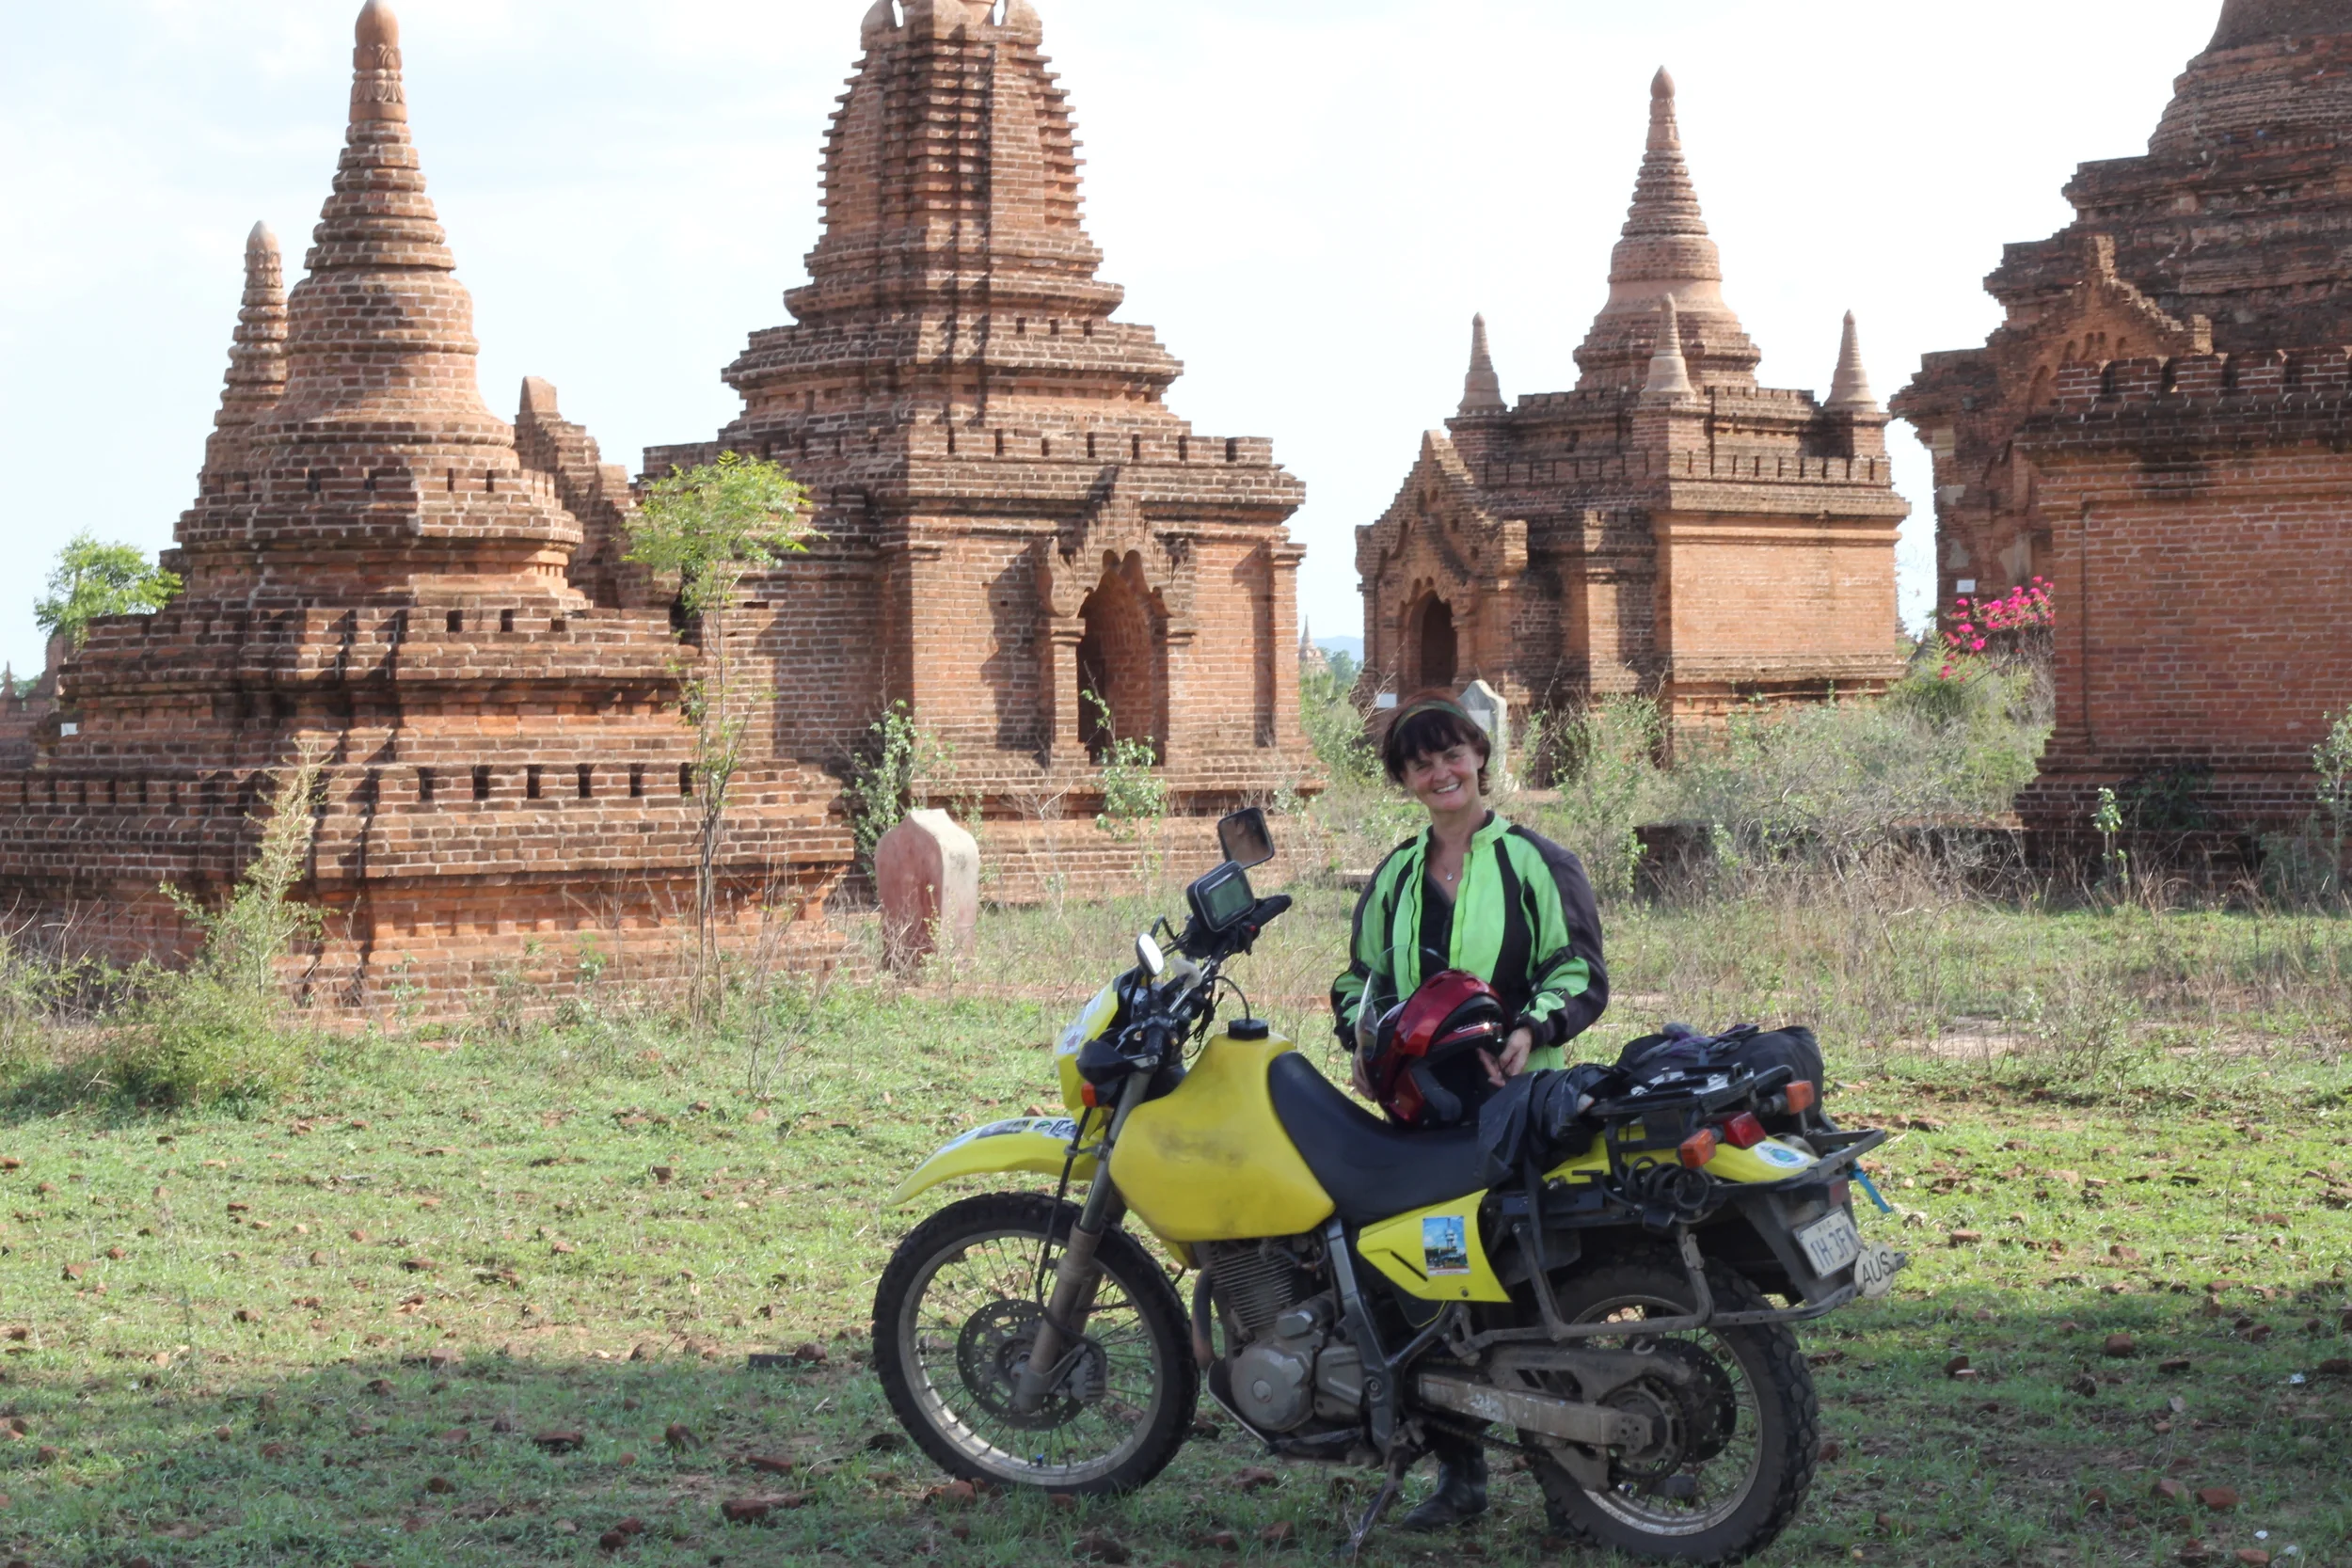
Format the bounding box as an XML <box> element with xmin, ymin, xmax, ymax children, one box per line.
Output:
<box><xmin>1829</xmin><ymin>1179</ymin><xmax>1852</xmax><ymax>1210</ymax></box>
<box><xmin>1677</xmin><ymin>1129</ymin><xmax>1719</xmax><ymax>1169</ymax></box>
<box><xmin>1722</xmin><ymin>1112</ymin><xmax>1767</xmax><ymax>1149</ymax></box>
<box><xmin>1784</xmin><ymin>1080</ymin><xmax>1818</xmax><ymax>1115</ymax></box>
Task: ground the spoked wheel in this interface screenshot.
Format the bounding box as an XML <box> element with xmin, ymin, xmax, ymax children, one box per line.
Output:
<box><xmin>871</xmin><ymin>1193</ymin><xmax>1198</xmax><ymax>1496</ymax></box>
<box><xmin>1521</xmin><ymin>1258</ymin><xmax>1818</xmax><ymax>1565</ymax></box>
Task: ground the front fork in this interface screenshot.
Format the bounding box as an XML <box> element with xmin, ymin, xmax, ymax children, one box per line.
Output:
<box><xmin>1011</xmin><ymin>1064</ymin><xmax>1152</xmax><ymax>1416</ymax></box>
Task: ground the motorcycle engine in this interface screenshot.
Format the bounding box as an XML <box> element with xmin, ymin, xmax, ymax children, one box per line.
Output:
<box><xmin>1230</xmin><ymin>1301</ymin><xmax>1330</xmax><ymax>1432</ymax></box>
<box><xmin>1200</xmin><ymin>1240</ymin><xmax>1361</xmax><ymax>1433</ymax></box>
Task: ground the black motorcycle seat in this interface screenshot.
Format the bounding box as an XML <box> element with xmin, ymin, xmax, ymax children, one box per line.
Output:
<box><xmin>1267</xmin><ymin>1052</ymin><xmax>1492</xmax><ymax>1224</ymax></box>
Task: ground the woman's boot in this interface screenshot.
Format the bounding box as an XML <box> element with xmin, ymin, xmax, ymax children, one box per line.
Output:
<box><xmin>1398</xmin><ymin>1438</ymin><xmax>1488</xmax><ymax>1531</ymax></box>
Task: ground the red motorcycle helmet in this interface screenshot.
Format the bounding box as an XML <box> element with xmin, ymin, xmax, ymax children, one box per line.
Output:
<box><xmin>1368</xmin><ymin>971</ymin><xmax>1510</xmax><ymax>1128</ymax></box>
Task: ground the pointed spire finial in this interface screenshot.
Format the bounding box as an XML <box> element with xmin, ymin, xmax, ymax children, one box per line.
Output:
<box><xmin>1827</xmin><ymin>310</ymin><xmax>1877</xmax><ymax>411</ymax></box>
<box><xmin>352</xmin><ymin>1</ymin><xmax>407</xmax><ymax>124</ymax></box>
<box><xmin>1649</xmin><ymin>68</ymin><xmax>1679</xmax><ymax>152</ymax></box>
<box><xmin>1459</xmin><ymin>313</ymin><xmax>1507</xmax><ymax>417</ymax></box>
<box><xmin>1644</xmin><ymin>296</ymin><xmax>1694</xmax><ymax>401</ymax></box>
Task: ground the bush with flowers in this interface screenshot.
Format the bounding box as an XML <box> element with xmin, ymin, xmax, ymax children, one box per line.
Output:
<box><xmin>1939</xmin><ymin>577</ymin><xmax>2054</xmax><ymax>680</ymax></box>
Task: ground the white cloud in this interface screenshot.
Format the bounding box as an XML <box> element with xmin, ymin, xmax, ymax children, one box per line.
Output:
<box><xmin>0</xmin><ymin>0</ymin><xmax>2226</xmax><ymax>672</ymax></box>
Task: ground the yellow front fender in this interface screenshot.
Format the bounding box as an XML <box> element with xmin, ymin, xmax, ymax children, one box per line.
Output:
<box><xmin>886</xmin><ymin>1117</ymin><xmax>1100</xmax><ymax>1209</ymax></box>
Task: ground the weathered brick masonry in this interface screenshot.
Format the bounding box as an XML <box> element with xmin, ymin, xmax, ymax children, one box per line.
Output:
<box><xmin>645</xmin><ymin>0</ymin><xmax>1316</xmax><ymax>829</ymax></box>
<box><xmin>0</xmin><ymin>1</ymin><xmax>850</xmax><ymax>1006</ymax></box>
<box><xmin>1359</xmin><ymin>71</ymin><xmax>1907</xmax><ymax>730</ymax></box>
<box><xmin>1895</xmin><ymin>0</ymin><xmax>2352</xmax><ymax>835</ymax></box>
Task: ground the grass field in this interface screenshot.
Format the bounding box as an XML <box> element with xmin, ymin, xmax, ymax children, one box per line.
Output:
<box><xmin>2</xmin><ymin>883</ymin><xmax>2349</xmax><ymax>1568</ymax></box>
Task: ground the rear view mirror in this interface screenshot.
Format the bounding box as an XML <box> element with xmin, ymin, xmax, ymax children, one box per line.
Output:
<box><xmin>1217</xmin><ymin>807</ymin><xmax>1276</xmax><ymax>870</ymax></box>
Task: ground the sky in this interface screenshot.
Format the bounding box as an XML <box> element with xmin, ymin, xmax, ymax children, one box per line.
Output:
<box><xmin>0</xmin><ymin>0</ymin><xmax>2232</xmax><ymax>676</ymax></box>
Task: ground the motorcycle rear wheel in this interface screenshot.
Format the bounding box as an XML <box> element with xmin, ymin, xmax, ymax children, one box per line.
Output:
<box><xmin>871</xmin><ymin>1192</ymin><xmax>1198</xmax><ymax>1496</ymax></box>
<box><xmin>1524</xmin><ymin>1256</ymin><xmax>1818</xmax><ymax>1565</ymax></box>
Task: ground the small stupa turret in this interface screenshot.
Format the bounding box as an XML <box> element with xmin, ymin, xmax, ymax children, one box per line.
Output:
<box><xmin>1826</xmin><ymin>311</ymin><xmax>1877</xmax><ymax>411</ymax></box>
<box><xmin>201</xmin><ymin>221</ymin><xmax>289</xmax><ymax>479</ymax></box>
<box><xmin>1643</xmin><ymin>295</ymin><xmax>1695</xmax><ymax>401</ymax></box>
<box><xmin>1459</xmin><ymin>314</ymin><xmax>1507</xmax><ymax>416</ymax></box>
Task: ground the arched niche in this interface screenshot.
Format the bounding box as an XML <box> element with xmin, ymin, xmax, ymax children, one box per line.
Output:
<box><xmin>1407</xmin><ymin>590</ymin><xmax>1458</xmax><ymax>691</ymax></box>
<box><xmin>1075</xmin><ymin>551</ymin><xmax>1166</xmax><ymax>763</ymax></box>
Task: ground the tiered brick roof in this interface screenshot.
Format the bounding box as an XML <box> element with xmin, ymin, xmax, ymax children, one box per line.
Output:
<box><xmin>0</xmin><ymin>1</ymin><xmax>849</xmax><ymax>1011</ymax></box>
<box><xmin>1574</xmin><ymin>70</ymin><xmax>1762</xmax><ymax>393</ymax></box>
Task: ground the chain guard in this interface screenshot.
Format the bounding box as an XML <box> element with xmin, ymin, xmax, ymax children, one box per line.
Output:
<box><xmin>953</xmin><ymin>1300</ymin><xmax>1106</xmax><ymax>1432</ymax></box>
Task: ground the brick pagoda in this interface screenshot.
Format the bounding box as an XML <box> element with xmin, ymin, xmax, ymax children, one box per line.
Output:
<box><xmin>1894</xmin><ymin>0</ymin><xmax>2352</xmax><ymax>835</ymax></box>
<box><xmin>0</xmin><ymin>0</ymin><xmax>849</xmax><ymax>1004</ymax></box>
<box><xmin>1357</xmin><ymin>71</ymin><xmax>1908</xmax><ymax>728</ymax></box>
<box><xmin>646</xmin><ymin>0</ymin><xmax>1315</xmax><ymax>831</ymax></box>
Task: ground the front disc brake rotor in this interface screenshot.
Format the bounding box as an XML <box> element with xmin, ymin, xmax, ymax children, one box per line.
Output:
<box><xmin>953</xmin><ymin>1300</ymin><xmax>1106</xmax><ymax>1432</ymax></box>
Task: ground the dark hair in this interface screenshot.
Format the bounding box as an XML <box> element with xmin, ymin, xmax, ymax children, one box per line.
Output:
<box><xmin>1380</xmin><ymin>690</ymin><xmax>1492</xmax><ymax>795</ymax></box>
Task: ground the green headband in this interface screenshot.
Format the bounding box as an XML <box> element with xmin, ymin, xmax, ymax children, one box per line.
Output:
<box><xmin>1393</xmin><ymin>697</ymin><xmax>1473</xmax><ymax>727</ymax></box>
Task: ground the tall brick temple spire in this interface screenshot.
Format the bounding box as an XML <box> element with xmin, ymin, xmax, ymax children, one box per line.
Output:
<box><xmin>1574</xmin><ymin>68</ymin><xmax>1761</xmax><ymax>391</ymax></box>
<box><xmin>176</xmin><ymin>0</ymin><xmax>580</xmax><ymax>609</ymax></box>
<box><xmin>1459</xmin><ymin>314</ymin><xmax>1507</xmax><ymax>416</ymax></box>
<box><xmin>201</xmin><ymin>222</ymin><xmax>288</xmax><ymax>478</ymax></box>
<box><xmin>651</xmin><ymin>0</ymin><xmax>1312</xmax><ymax>836</ymax></box>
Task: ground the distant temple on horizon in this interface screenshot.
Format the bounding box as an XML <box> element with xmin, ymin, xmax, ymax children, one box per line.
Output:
<box><xmin>1894</xmin><ymin>0</ymin><xmax>2352</xmax><ymax>838</ymax></box>
<box><xmin>1356</xmin><ymin>70</ymin><xmax>1908</xmax><ymax>729</ymax></box>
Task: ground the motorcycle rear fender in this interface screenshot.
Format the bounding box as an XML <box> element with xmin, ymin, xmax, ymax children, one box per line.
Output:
<box><xmin>885</xmin><ymin>1117</ymin><xmax>1100</xmax><ymax>1209</ymax></box>
<box><xmin>1357</xmin><ymin>1195</ymin><xmax>1511</xmax><ymax>1304</ymax></box>
<box><xmin>1544</xmin><ymin>1134</ymin><xmax>1820</xmax><ymax>1186</ymax></box>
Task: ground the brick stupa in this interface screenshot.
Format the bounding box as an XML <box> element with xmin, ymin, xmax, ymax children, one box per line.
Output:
<box><xmin>0</xmin><ymin>1</ymin><xmax>849</xmax><ymax>1006</ymax></box>
<box><xmin>646</xmin><ymin>0</ymin><xmax>1314</xmax><ymax>843</ymax></box>
<box><xmin>1894</xmin><ymin>0</ymin><xmax>2352</xmax><ymax>836</ymax></box>
<box><xmin>1358</xmin><ymin>71</ymin><xmax>1907</xmax><ymax>726</ymax></box>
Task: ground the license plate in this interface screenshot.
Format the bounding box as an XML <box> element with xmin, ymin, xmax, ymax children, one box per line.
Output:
<box><xmin>1797</xmin><ymin>1211</ymin><xmax>1862</xmax><ymax>1276</ymax></box>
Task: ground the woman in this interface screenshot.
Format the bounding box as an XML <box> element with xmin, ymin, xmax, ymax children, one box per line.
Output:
<box><xmin>1327</xmin><ymin>690</ymin><xmax>1611</xmax><ymax>1533</ymax></box>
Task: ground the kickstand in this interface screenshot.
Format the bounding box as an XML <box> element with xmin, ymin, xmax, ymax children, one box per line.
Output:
<box><xmin>1342</xmin><ymin>1449</ymin><xmax>1414</xmax><ymax>1560</ymax></box>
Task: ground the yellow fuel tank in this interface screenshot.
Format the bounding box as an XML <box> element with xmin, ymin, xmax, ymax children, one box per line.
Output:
<box><xmin>1108</xmin><ymin>1033</ymin><xmax>1336</xmax><ymax>1243</ymax></box>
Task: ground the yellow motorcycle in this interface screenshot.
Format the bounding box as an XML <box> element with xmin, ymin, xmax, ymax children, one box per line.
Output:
<box><xmin>872</xmin><ymin>811</ymin><xmax>1902</xmax><ymax>1561</ymax></box>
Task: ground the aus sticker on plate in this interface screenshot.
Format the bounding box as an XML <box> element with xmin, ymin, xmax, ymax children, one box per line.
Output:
<box><xmin>1855</xmin><ymin>1242</ymin><xmax>1904</xmax><ymax>1300</ymax></box>
<box><xmin>1422</xmin><ymin>1215</ymin><xmax>1471</xmax><ymax>1277</ymax></box>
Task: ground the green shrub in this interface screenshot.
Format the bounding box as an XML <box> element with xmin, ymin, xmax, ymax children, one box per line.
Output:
<box><xmin>1523</xmin><ymin>698</ymin><xmax>1667</xmax><ymax>898</ymax></box>
<box><xmin>104</xmin><ymin>755</ymin><xmax>325</xmax><ymax>1106</ymax></box>
<box><xmin>844</xmin><ymin>701</ymin><xmax>956</xmax><ymax>874</ymax></box>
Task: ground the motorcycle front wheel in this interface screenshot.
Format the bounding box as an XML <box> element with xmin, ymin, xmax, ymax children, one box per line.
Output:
<box><xmin>871</xmin><ymin>1192</ymin><xmax>1198</xmax><ymax>1496</ymax></box>
<box><xmin>1522</xmin><ymin>1255</ymin><xmax>1819</xmax><ymax>1565</ymax></box>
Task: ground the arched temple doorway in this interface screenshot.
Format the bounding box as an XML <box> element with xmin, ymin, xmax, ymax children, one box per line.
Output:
<box><xmin>1407</xmin><ymin>592</ymin><xmax>1458</xmax><ymax>690</ymax></box>
<box><xmin>1076</xmin><ymin>554</ymin><xmax>1165</xmax><ymax>762</ymax></box>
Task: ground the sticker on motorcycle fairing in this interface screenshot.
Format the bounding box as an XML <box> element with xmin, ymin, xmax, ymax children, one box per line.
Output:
<box><xmin>1422</xmin><ymin>1215</ymin><xmax>1470</xmax><ymax>1277</ymax></box>
<box><xmin>945</xmin><ymin>1117</ymin><xmax>1079</xmax><ymax>1151</ymax></box>
<box><xmin>1756</xmin><ymin>1143</ymin><xmax>1810</xmax><ymax>1168</ymax></box>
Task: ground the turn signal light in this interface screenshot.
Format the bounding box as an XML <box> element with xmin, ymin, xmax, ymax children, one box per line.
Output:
<box><xmin>1678</xmin><ymin>1129</ymin><xmax>1719</xmax><ymax>1169</ymax></box>
<box><xmin>1784</xmin><ymin>1080</ymin><xmax>1818</xmax><ymax>1115</ymax></box>
<box><xmin>1722</xmin><ymin>1112</ymin><xmax>1767</xmax><ymax>1149</ymax></box>
<box><xmin>1079</xmin><ymin>1083</ymin><xmax>1100</xmax><ymax>1109</ymax></box>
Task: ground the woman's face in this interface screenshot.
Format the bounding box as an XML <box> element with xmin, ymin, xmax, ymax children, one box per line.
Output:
<box><xmin>1402</xmin><ymin>743</ymin><xmax>1484</xmax><ymax>818</ymax></box>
